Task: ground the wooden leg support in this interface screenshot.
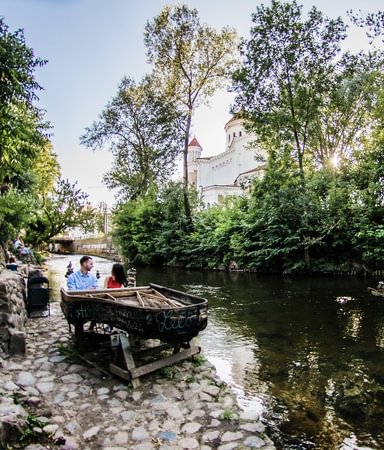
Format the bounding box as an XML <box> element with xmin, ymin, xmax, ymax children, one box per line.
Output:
<box><xmin>110</xmin><ymin>334</ymin><xmax>140</xmax><ymax>388</ymax></box>
<box><xmin>130</xmin><ymin>345</ymin><xmax>200</xmax><ymax>379</ymax></box>
<box><xmin>109</xmin><ymin>334</ymin><xmax>201</xmax><ymax>388</ymax></box>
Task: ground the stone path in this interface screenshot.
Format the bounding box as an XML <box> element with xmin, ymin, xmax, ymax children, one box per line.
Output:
<box><xmin>0</xmin><ymin>303</ymin><xmax>276</xmax><ymax>449</ymax></box>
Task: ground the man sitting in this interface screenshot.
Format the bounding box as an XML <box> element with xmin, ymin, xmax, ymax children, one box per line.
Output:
<box><xmin>66</xmin><ymin>255</ymin><xmax>98</xmax><ymax>290</ymax></box>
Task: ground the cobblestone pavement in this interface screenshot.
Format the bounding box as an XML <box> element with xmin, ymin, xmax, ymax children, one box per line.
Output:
<box><xmin>0</xmin><ymin>303</ymin><xmax>276</xmax><ymax>450</ymax></box>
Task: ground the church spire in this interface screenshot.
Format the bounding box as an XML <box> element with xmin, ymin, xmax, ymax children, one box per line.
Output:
<box><xmin>188</xmin><ymin>136</ymin><xmax>202</xmax><ymax>149</ymax></box>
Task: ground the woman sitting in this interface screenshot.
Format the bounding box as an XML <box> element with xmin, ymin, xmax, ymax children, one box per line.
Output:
<box><xmin>89</xmin><ymin>263</ymin><xmax>129</xmax><ymax>332</ymax></box>
<box><xmin>104</xmin><ymin>263</ymin><xmax>128</xmax><ymax>289</ymax></box>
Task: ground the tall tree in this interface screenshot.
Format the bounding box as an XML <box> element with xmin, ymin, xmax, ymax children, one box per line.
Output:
<box><xmin>80</xmin><ymin>75</ymin><xmax>184</xmax><ymax>201</ymax></box>
<box><xmin>348</xmin><ymin>10</ymin><xmax>384</xmax><ymax>44</ymax></box>
<box><xmin>0</xmin><ymin>18</ymin><xmax>54</xmax><ymax>255</ymax></box>
<box><xmin>232</xmin><ymin>0</ymin><xmax>347</xmax><ymax>184</ymax></box>
<box><xmin>232</xmin><ymin>0</ymin><xmax>349</xmax><ymax>270</ymax></box>
<box><xmin>144</xmin><ymin>4</ymin><xmax>238</xmax><ymax>219</ymax></box>
<box><xmin>307</xmin><ymin>54</ymin><xmax>384</xmax><ymax>170</ymax></box>
<box><xmin>0</xmin><ymin>18</ymin><xmax>49</xmax><ymax>190</ymax></box>
<box><xmin>0</xmin><ymin>18</ymin><xmax>45</xmax><ymax>106</ymax></box>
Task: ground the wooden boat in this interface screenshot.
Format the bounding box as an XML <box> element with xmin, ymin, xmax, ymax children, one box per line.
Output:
<box><xmin>60</xmin><ymin>283</ymin><xmax>208</xmax><ymax>345</ymax></box>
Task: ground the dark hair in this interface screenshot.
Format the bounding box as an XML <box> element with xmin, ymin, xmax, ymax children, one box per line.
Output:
<box><xmin>80</xmin><ymin>255</ymin><xmax>93</xmax><ymax>265</ymax></box>
<box><xmin>111</xmin><ymin>263</ymin><xmax>128</xmax><ymax>287</ymax></box>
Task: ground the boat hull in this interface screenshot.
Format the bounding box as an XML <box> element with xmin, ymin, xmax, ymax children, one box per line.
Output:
<box><xmin>60</xmin><ymin>283</ymin><xmax>208</xmax><ymax>345</ymax></box>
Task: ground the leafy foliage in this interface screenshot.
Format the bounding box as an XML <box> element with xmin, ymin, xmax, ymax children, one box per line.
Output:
<box><xmin>0</xmin><ymin>18</ymin><xmax>50</xmax><ymax>190</ymax></box>
<box><xmin>234</xmin><ymin>1</ymin><xmax>347</xmax><ymax>176</ymax></box>
<box><xmin>25</xmin><ymin>179</ymin><xmax>96</xmax><ymax>246</ymax></box>
<box><xmin>144</xmin><ymin>4</ymin><xmax>238</xmax><ymax>218</ymax></box>
<box><xmin>111</xmin><ymin>1</ymin><xmax>384</xmax><ymax>274</ymax></box>
<box><xmin>112</xmin><ymin>187</ymin><xmax>164</xmax><ymax>264</ymax></box>
<box><xmin>112</xmin><ymin>182</ymin><xmax>195</xmax><ymax>265</ymax></box>
<box><xmin>30</xmin><ymin>142</ymin><xmax>60</xmax><ymax>196</ymax></box>
<box><xmin>81</xmin><ymin>75</ymin><xmax>184</xmax><ymax>202</ymax></box>
<box><xmin>0</xmin><ymin>18</ymin><xmax>101</xmax><ymax>253</ymax></box>
<box><xmin>0</xmin><ymin>190</ymin><xmax>36</xmax><ymax>244</ymax></box>
<box><xmin>185</xmin><ymin>197</ymin><xmax>246</xmax><ymax>269</ymax></box>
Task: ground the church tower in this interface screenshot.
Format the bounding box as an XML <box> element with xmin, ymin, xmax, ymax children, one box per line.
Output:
<box><xmin>224</xmin><ymin>114</ymin><xmax>245</xmax><ymax>151</ymax></box>
<box><xmin>187</xmin><ymin>136</ymin><xmax>202</xmax><ymax>186</ymax></box>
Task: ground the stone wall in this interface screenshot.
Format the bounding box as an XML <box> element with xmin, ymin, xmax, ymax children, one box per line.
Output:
<box><xmin>0</xmin><ymin>270</ymin><xmax>27</xmax><ymax>356</ymax></box>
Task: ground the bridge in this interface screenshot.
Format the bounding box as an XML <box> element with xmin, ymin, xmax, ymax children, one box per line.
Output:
<box><xmin>50</xmin><ymin>236</ymin><xmax>74</xmax><ymax>244</ymax></box>
<box><xmin>50</xmin><ymin>235</ymin><xmax>121</xmax><ymax>261</ymax></box>
<box><xmin>50</xmin><ymin>236</ymin><xmax>75</xmax><ymax>253</ymax></box>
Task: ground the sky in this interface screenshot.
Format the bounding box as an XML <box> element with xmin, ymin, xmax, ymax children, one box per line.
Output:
<box><xmin>2</xmin><ymin>0</ymin><xmax>383</xmax><ymax>206</ymax></box>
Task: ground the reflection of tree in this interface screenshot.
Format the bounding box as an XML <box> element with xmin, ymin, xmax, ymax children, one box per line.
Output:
<box><xmin>138</xmin><ymin>266</ymin><xmax>384</xmax><ymax>448</ymax></box>
<box><xmin>247</xmin><ymin>280</ymin><xmax>384</xmax><ymax>448</ymax></box>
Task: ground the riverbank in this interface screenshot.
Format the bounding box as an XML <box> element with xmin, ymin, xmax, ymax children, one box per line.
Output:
<box><xmin>0</xmin><ymin>301</ymin><xmax>276</xmax><ymax>450</ymax></box>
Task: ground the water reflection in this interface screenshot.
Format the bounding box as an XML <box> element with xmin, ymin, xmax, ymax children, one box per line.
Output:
<box><xmin>45</xmin><ymin>255</ymin><xmax>384</xmax><ymax>449</ymax></box>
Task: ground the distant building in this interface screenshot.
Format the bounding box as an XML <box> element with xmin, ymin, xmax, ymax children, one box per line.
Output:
<box><xmin>98</xmin><ymin>201</ymin><xmax>111</xmax><ymax>234</ymax></box>
<box><xmin>187</xmin><ymin>115</ymin><xmax>266</xmax><ymax>207</ymax></box>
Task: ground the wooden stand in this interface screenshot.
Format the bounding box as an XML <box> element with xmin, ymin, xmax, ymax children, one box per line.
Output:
<box><xmin>109</xmin><ymin>334</ymin><xmax>201</xmax><ymax>387</ymax></box>
<box><xmin>71</xmin><ymin>325</ymin><xmax>201</xmax><ymax>387</ymax></box>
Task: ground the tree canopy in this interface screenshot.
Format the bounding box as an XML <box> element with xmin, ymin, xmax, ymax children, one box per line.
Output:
<box><xmin>144</xmin><ymin>4</ymin><xmax>238</xmax><ymax>218</ymax></box>
<box><xmin>0</xmin><ymin>17</ymin><xmax>98</xmax><ymax>254</ymax></box>
<box><xmin>109</xmin><ymin>2</ymin><xmax>384</xmax><ymax>275</ymax></box>
<box><xmin>25</xmin><ymin>178</ymin><xmax>96</xmax><ymax>246</ymax></box>
<box><xmin>232</xmin><ymin>0</ymin><xmax>348</xmax><ymax>181</ymax></box>
<box><xmin>0</xmin><ymin>17</ymin><xmax>50</xmax><ymax>191</ymax></box>
<box><xmin>80</xmin><ymin>75</ymin><xmax>185</xmax><ymax>202</ymax></box>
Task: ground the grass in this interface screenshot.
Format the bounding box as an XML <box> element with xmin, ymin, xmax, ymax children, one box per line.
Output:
<box><xmin>192</xmin><ymin>353</ymin><xmax>205</xmax><ymax>366</ymax></box>
<box><xmin>0</xmin><ymin>405</ymin><xmax>52</xmax><ymax>450</ymax></box>
<box><xmin>159</xmin><ymin>366</ymin><xmax>177</xmax><ymax>379</ymax></box>
<box><xmin>219</xmin><ymin>408</ymin><xmax>237</xmax><ymax>421</ymax></box>
<box><xmin>185</xmin><ymin>375</ymin><xmax>196</xmax><ymax>384</ymax></box>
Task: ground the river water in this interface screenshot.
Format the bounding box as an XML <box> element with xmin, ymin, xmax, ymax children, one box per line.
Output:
<box><xmin>46</xmin><ymin>254</ymin><xmax>384</xmax><ymax>450</ymax></box>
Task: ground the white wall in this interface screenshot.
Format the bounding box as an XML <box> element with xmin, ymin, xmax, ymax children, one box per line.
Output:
<box><xmin>191</xmin><ymin>116</ymin><xmax>266</xmax><ymax>206</ymax></box>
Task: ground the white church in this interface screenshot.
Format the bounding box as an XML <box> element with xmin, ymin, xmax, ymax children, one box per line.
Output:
<box><xmin>187</xmin><ymin>115</ymin><xmax>266</xmax><ymax>207</ymax></box>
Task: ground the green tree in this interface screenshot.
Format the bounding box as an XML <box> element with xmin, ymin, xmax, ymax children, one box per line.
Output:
<box><xmin>80</xmin><ymin>75</ymin><xmax>184</xmax><ymax>201</ymax></box>
<box><xmin>144</xmin><ymin>4</ymin><xmax>238</xmax><ymax>219</ymax></box>
<box><xmin>31</xmin><ymin>142</ymin><xmax>61</xmax><ymax>195</ymax></box>
<box><xmin>0</xmin><ymin>18</ymin><xmax>54</xmax><ymax>256</ymax></box>
<box><xmin>112</xmin><ymin>188</ymin><xmax>163</xmax><ymax>264</ymax></box>
<box><xmin>25</xmin><ymin>179</ymin><xmax>96</xmax><ymax>246</ymax></box>
<box><xmin>348</xmin><ymin>87</ymin><xmax>384</xmax><ymax>266</ymax></box>
<box><xmin>0</xmin><ymin>18</ymin><xmax>45</xmax><ymax>106</ymax></box>
<box><xmin>155</xmin><ymin>182</ymin><xmax>197</xmax><ymax>265</ymax></box>
<box><xmin>231</xmin><ymin>1</ymin><xmax>353</xmax><ymax>270</ymax></box>
<box><xmin>306</xmin><ymin>54</ymin><xmax>384</xmax><ymax>170</ymax></box>
<box><xmin>348</xmin><ymin>10</ymin><xmax>384</xmax><ymax>44</ymax></box>
<box><xmin>0</xmin><ymin>18</ymin><xmax>49</xmax><ymax>190</ymax></box>
<box><xmin>235</xmin><ymin>149</ymin><xmax>309</xmax><ymax>272</ymax></box>
<box><xmin>232</xmin><ymin>0</ymin><xmax>347</xmax><ymax>184</ymax></box>
<box><xmin>0</xmin><ymin>190</ymin><xmax>36</xmax><ymax>250</ymax></box>
<box><xmin>186</xmin><ymin>196</ymin><xmax>246</xmax><ymax>269</ymax></box>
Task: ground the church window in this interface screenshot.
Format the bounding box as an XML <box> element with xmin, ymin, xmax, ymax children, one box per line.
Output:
<box><xmin>239</xmin><ymin>131</ymin><xmax>242</xmax><ymax>137</ymax></box>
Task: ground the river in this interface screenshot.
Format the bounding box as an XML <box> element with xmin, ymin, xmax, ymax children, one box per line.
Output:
<box><xmin>45</xmin><ymin>253</ymin><xmax>384</xmax><ymax>450</ymax></box>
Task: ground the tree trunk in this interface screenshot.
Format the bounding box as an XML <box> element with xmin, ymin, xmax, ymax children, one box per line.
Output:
<box><xmin>182</xmin><ymin>110</ymin><xmax>192</xmax><ymax>222</ymax></box>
